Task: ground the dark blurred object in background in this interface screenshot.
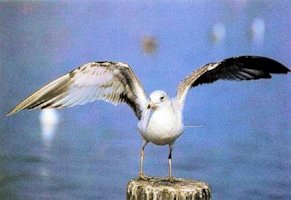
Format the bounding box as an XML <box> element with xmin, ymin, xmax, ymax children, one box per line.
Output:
<box><xmin>141</xmin><ymin>36</ymin><xmax>158</xmax><ymax>55</ymax></box>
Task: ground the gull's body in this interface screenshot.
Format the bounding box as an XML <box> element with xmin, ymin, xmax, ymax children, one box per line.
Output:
<box><xmin>138</xmin><ymin>93</ymin><xmax>183</xmax><ymax>146</ymax></box>
<box><xmin>7</xmin><ymin>56</ymin><xmax>289</xmax><ymax>180</ymax></box>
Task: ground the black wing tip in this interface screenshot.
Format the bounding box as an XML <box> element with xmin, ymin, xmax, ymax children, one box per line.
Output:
<box><xmin>226</xmin><ymin>55</ymin><xmax>290</xmax><ymax>74</ymax></box>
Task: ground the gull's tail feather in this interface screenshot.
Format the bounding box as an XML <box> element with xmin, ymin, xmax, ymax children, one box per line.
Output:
<box><xmin>185</xmin><ymin>124</ymin><xmax>204</xmax><ymax>128</ymax></box>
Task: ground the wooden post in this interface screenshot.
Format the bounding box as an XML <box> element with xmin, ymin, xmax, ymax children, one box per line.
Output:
<box><xmin>127</xmin><ymin>177</ymin><xmax>211</xmax><ymax>200</ymax></box>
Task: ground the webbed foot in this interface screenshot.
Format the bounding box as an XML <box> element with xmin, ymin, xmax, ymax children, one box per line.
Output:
<box><xmin>138</xmin><ymin>173</ymin><xmax>151</xmax><ymax>181</ymax></box>
<box><xmin>165</xmin><ymin>176</ymin><xmax>175</xmax><ymax>183</ymax></box>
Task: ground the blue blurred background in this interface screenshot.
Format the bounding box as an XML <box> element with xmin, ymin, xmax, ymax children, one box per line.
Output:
<box><xmin>1</xmin><ymin>1</ymin><xmax>290</xmax><ymax>199</ymax></box>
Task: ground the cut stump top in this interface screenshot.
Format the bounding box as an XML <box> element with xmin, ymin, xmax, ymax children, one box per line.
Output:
<box><xmin>127</xmin><ymin>177</ymin><xmax>211</xmax><ymax>200</ymax></box>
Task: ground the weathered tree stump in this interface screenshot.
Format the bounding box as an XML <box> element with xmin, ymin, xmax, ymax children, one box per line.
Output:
<box><xmin>127</xmin><ymin>177</ymin><xmax>211</xmax><ymax>200</ymax></box>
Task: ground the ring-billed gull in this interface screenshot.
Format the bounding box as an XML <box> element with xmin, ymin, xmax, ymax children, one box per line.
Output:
<box><xmin>7</xmin><ymin>56</ymin><xmax>290</xmax><ymax>180</ymax></box>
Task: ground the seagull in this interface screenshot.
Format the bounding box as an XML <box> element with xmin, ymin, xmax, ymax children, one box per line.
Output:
<box><xmin>7</xmin><ymin>56</ymin><xmax>290</xmax><ymax>180</ymax></box>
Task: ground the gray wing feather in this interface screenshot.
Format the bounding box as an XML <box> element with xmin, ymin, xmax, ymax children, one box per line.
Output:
<box><xmin>7</xmin><ymin>62</ymin><xmax>148</xmax><ymax>119</ymax></box>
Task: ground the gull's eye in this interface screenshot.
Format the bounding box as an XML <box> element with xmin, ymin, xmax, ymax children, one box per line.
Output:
<box><xmin>160</xmin><ymin>96</ymin><xmax>164</xmax><ymax>101</ymax></box>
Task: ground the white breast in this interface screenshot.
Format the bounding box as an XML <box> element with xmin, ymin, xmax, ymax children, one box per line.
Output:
<box><xmin>138</xmin><ymin>102</ymin><xmax>184</xmax><ymax>145</ymax></box>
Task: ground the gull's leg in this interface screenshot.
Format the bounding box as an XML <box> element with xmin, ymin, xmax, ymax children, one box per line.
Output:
<box><xmin>168</xmin><ymin>144</ymin><xmax>174</xmax><ymax>181</ymax></box>
<box><xmin>139</xmin><ymin>140</ymin><xmax>149</xmax><ymax>180</ymax></box>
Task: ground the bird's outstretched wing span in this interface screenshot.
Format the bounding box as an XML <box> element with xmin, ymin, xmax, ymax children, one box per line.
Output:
<box><xmin>7</xmin><ymin>61</ymin><xmax>148</xmax><ymax>119</ymax></box>
<box><xmin>176</xmin><ymin>56</ymin><xmax>290</xmax><ymax>106</ymax></box>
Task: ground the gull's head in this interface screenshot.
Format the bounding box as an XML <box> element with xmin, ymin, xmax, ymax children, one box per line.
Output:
<box><xmin>147</xmin><ymin>90</ymin><xmax>169</xmax><ymax>110</ymax></box>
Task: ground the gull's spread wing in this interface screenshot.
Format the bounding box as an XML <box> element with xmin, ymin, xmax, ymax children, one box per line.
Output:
<box><xmin>176</xmin><ymin>56</ymin><xmax>290</xmax><ymax>106</ymax></box>
<box><xmin>8</xmin><ymin>61</ymin><xmax>148</xmax><ymax>119</ymax></box>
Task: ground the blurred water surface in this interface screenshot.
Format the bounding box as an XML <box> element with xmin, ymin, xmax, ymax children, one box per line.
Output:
<box><xmin>0</xmin><ymin>1</ymin><xmax>290</xmax><ymax>200</ymax></box>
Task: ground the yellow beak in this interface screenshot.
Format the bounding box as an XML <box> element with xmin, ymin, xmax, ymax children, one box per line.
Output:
<box><xmin>147</xmin><ymin>102</ymin><xmax>157</xmax><ymax>110</ymax></box>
